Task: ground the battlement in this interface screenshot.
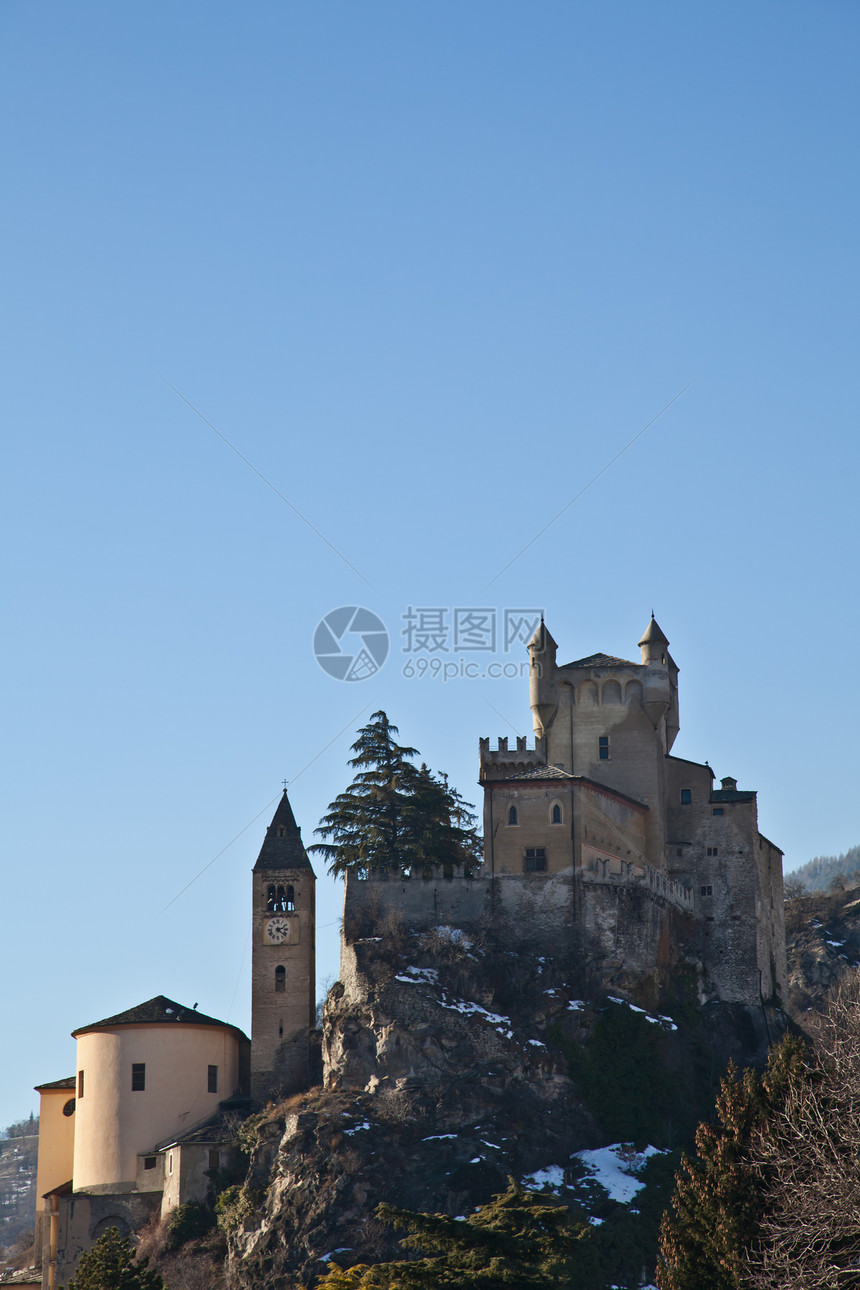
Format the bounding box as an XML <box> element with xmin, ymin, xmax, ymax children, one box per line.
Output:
<box><xmin>581</xmin><ymin>853</ymin><xmax>694</xmax><ymax>912</ymax></box>
<box><xmin>479</xmin><ymin>736</ymin><xmax>546</xmax><ymax>781</ymax></box>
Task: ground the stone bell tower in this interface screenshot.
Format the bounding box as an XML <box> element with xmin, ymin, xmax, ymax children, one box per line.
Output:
<box><xmin>250</xmin><ymin>790</ymin><xmax>316</xmax><ymax>1102</ymax></box>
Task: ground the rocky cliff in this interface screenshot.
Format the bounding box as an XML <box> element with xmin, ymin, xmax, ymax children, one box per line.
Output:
<box><xmin>225</xmin><ymin>918</ymin><xmax>780</xmax><ymax>1289</ymax></box>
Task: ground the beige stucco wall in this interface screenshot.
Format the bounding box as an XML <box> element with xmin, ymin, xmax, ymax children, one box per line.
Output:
<box><xmin>35</xmin><ymin>1088</ymin><xmax>76</xmax><ymax>1209</ymax></box>
<box><xmin>73</xmin><ymin>1024</ymin><xmax>241</xmax><ymax>1192</ymax></box>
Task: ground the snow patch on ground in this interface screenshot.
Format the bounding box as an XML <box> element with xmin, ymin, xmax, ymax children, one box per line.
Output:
<box><xmin>574</xmin><ymin>1144</ymin><xmax>667</xmax><ymax>1204</ymax></box>
<box><xmin>438</xmin><ymin>997</ymin><xmax>513</xmax><ymax>1037</ymax></box>
<box><xmin>606</xmin><ymin>996</ymin><xmax>677</xmax><ymax>1031</ymax></box>
<box><xmin>394</xmin><ymin>966</ymin><xmax>440</xmax><ymax>984</ymax></box>
<box><xmin>343</xmin><ymin>1121</ymin><xmax>371</xmax><ymax>1135</ymax></box>
<box><xmin>422</xmin><ymin>1133</ymin><xmax>458</xmax><ymax>1141</ymax></box>
<box><xmin>567</xmin><ymin>1000</ymin><xmax>585</xmax><ymax>1011</ymax></box>
<box><xmin>522</xmin><ymin>1143</ymin><xmax>668</xmax><ymax>1206</ymax></box>
<box><xmin>433</xmin><ymin>925</ymin><xmax>474</xmax><ymax>949</ymax></box>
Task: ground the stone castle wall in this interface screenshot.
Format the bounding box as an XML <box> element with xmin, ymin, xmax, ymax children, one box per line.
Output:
<box><xmin>342</xmin><ymin>867</ymin><xmax>699</xmax><ymax>1001</ymax></box>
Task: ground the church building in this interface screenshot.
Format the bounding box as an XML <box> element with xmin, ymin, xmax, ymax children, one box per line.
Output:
<box><xmin>29</xmin><ymin>792</ymin><xmax>316</xmax><ymax>1290</ymax></box>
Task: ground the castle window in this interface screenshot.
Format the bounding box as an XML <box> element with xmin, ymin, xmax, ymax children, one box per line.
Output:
<box><xmin>275</xmin><ymin>965</ymin><xmax>286</xmax><ymax>993</ymax></box>
<box><xmin>143</xmin><ymin>1156</ymin><xmax>156</xmax><ymax>1171</ymax></box>
<box><xmin>208</xmin><ymin>1065</ymin><xmax>218</xmax><ymax>1094</ymax></box>
<box><xmin>599</xmin><ymin>736</ymin><xmax>609</xmax><ymax>761</ymax></box>
<box><xmin>680</xmin><ymin>789</ymin><xmax>692</xmax><ymax>805</ymax></box>
<box><xmin>168</xmin><ymin>1153</ymin><xmax>174</xmax><ymax>1175</ymax></box>
<box><xmin>131</xmin><ymin>1064</ymin><xmax>146</xmax><ymax>1092</ymax></box>
<box><xmin>208</xmin><ymin>1150</ymin><xmax>220</xmax><ymax>1170</ymax></box>
<box><xmin>551</xmin><ymin>804</ymin><xmax>562</xmax><ymax>824</ymax></box>
<box><xmin>701</xmin><ymin>885</ymin><xmax>713</xmax><ymax>896</ymax></box>
<box><xmin>286</xmin><ymin>884</ymin><xmax>295</xmax><ymax>911</ymax></box>
<box><xmin>279</xmin><ymin>1020</ymin><xmax>283</xmax><ymax>1037</ymax></box>
<box><xmin>707</xmin><ymin>847</ymin><xmax>719</xmax><ymax>857</ymax></box>
<box><xmin>78</xmin><ymin>1071</ymin><xmax>84</xmax><ymax>1098</ymax></box>
<box><xmin>524</xmin><ymin>848</ymin><xmax>547</xmax><ymax>873</ymax></box>
<box><xmin>713</xmin><ymin>808</ymin><xmax>724</xmax><ymax>816</ymax></box>
<box><xmin>508</xmin><ymin>805</ymin><xmax>518</xmax><ymax>826</ymax></box>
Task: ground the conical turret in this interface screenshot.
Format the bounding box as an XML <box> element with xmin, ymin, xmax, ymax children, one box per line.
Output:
<box><xmin>638</xmin><ymin>613</ymin><xmax>669</xmax><ymax>665</ymax></box>
<box><xmin>528</xmin><ymin>617</ymin><xmax>558</xmax><ymax>737</ymax></box>
<box><xmin>638</xmin><ymin>614</ymin><xmax>670</xmax><ymax>731</ymax></box>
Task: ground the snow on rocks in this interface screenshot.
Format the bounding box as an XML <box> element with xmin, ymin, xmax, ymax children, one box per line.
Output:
<box><xmin>606</xmin><ymin>996</ymin><xmax>677</xmax><ymax>1031</ymax></box>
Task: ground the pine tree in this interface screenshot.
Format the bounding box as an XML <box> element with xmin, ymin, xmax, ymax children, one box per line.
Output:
<box><xmin>310</xmin><ymin>712</ymin><xmax>481</xmax><ymax>877</ymax></box>
<box><xmin>656</xmin><ymin>1033</ymin><xmax>807</xmax><ymax>1290</ymax></box>
<box><xmin>316</xmin><ymin>1180</ymin><xmax>588</xmax><ymax>1289</ymax></box>
<box><xmin>64</xmin><ymin>1226</ymin><xmax>165</xmax><ymax>1290</ymax></box>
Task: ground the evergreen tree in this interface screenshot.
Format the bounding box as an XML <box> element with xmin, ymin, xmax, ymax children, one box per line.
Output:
<box><xmin>656</xmin><ymin>1033</ymin><xmax>807</xmax><ymax>1290</ymax></box>
<box><xmin>310</xmin><ymin>712</ymin><xmax>481</xmax><ymax>877</ymax></box>
<box><xmin>316</xmin><ymin>1180</ymin><xmax>588</xmax><ymax>1289</ymax></box>
<box><xmin>64</xmin><ymin>1226</ymin><xmax>164</xmax><ymax>1290</ymax></box>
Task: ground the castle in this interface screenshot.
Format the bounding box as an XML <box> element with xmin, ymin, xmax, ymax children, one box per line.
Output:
<box><xmin>23</xmin><ymin>613</ymin><xmax>784</xmax><ymax>1288</ymax></box>
<box><xmin>345</xmin><ymin>614</ymin><xmax>786</xmax><ymax>1008</ymax></box>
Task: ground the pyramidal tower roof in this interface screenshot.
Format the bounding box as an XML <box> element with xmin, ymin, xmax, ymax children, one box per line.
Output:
<box><xmin>253</xmin><ymin>790</ymin><xmax>314</xmax><ymax>874</ymax></box>
<box><xmin>638</xmin><ymin>614</ymin><xmax>669</xmax><ymax>647</ymax></box>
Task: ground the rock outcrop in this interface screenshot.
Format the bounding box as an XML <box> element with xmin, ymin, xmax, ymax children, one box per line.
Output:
<box><xmin>226</xmin><ymin>920</ymin><xmax>779</xmax><ymax>1288</ymax></box>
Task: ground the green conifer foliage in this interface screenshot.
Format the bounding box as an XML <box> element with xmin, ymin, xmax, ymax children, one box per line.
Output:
<box><xmin>64</xmin><ymin>1226</ymin><xmax>165</xmax><ymax>1290</ymax></box>
<box><xmin>656</xmin><ymin>1033</ymin><xmax>807</xmax><ymax>1290</ymax></box>
<box><xmin>310</xmin><ymin>712</ymin><xmax>481</xmax><ymax>877</ymax></box>
<box><xmin>316</xmin><ymin>1181</ymin><xmax>588</xmax><ymax>1289</ymax></box>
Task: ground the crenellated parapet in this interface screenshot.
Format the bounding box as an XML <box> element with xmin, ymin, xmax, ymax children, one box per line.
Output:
<box><xmin>479</xmin><ymin>735</ymin><xmax>547</xmax><ymax>781</ymax></box>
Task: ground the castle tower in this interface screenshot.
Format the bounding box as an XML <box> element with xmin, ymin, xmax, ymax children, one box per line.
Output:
<box><xmin>528</xmin><ymin>617</ymin><xmax>559</xmax><ymax>742</ymax></box>
<box><xmin>250</xmin><ymin>790</ymin><xmax>316</xmax><ymax>1102</ymax></box>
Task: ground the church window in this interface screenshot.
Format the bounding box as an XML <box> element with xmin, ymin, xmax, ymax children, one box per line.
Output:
<box><xmin>208</xmin><ymin>1150</ymin><xmax>220</xmax><ymax>1170</ymax></box>
<box><xmin>680</xmin><ymin>789</ymin><xmax>692</xmax><ymax>804</ymax></box>
<box><xmin>599</xmin><ymin>736</ymin><xmax>609</xmax><ymax>761</ymax></box>
<box><xmin>507</xmin><ymin>805</ymin><xmax>518</xmax><ymax>826</ymax></box>
<box><xmin>131</xmin><ymin>1064</ymin><xmax>146</xmax><ymax>1092</ymax></box>
<box><xmin>551</xmin><ymin>804</ymin><xmax>562</xmax><ymax>824</ymax></box>
<box><xmin>275</xmin><ymin>966</ymin><xmax>286</xmax><ymax>993</ymax></box>
<box><xmin>524</xmin><ymin>848</ymin><xmax>547</xmax><ymax>873</ymax></box>
<box><xmin>266</xmin><ymin>884</ymin><xmax>277</xmax><ymax>912</ymax></box>
<box><xmin>208</xmin><ymin>1065</ymin><xmax>218</xmax><ymax>1094</ymax></box>
<box><xmin>78</xmin><ymin>1071</ymin><xmax>84</xmax><ymax>1098</ymax></box>
<box><xmin>713</xmin><ymin>808</ymin><xmax>724</xmax><ymax>816</ymax></box>
<box><xmin>286</xmin><ymin>884</ymin><xmax>295</xmax><ymax>910</ymax></box>
<box><xmin>62</xmin><ymin>1098</ymin><xmax>75</xmax><ymax>1117</ymax></box>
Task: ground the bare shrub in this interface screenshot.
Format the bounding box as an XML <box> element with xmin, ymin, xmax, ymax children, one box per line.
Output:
<box><xmin>134</xmin><ymin>1214</ymin><xmax>169</xmax><ymax>1264</ymax></box>
<box><xmin>744</xmin><ymin>973</ymin><xmax>860</xmax><ymax>1289</ymax></box>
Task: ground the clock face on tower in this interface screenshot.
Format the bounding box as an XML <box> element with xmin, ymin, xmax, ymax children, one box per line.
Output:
<box><xmin>265</xmin><ymin>916</ymin><xmax>292</xmax><ymax>944</ymax></box>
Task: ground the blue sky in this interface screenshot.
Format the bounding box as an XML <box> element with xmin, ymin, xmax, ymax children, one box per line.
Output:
<box><xmin>2</xmin><ymin>1</ymin><xmax>859</xmax><ymax>1129</ymax></box>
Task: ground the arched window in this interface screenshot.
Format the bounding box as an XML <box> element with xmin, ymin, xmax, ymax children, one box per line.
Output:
<box><xmin>551</xmin><ymin>803</ymin><xmax>562</xmax><ymax>824</ymax></box>
<box><xmin>508</xmin><ymin>805</ymin><xmax>518</xmax><ymax>826</ymax></box>
<box><xmin>274</xmin><ymin>884</ymin><xmax>287</xmax><ymax>911</ymax></box>
<box><xmin>275</xmin><ymin>966</ymin><xmax>285</xmax><ymax>993</ymax></box>
<box><xmin>286</xmin><ymin>884</ymin><xmax>295</xmax><ymax>911</ymax></box>
<box><xmin>266</xmin><ymin>884</ymin><xmax>277</xmax><ymax>912</ymax></box>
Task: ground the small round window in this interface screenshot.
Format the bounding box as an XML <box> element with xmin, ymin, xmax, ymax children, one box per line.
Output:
<box><xmin>62</xmin><ymin>1098</ymin><xmax>76</xmax><ymax>1117</ymax></box>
